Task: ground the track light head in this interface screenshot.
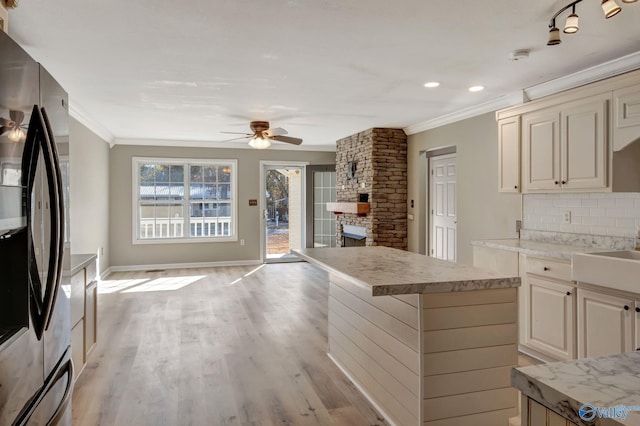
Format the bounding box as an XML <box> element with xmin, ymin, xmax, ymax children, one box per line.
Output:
<box><xmin>621</xmin><ymin>0</ymin><xmax>637</xmax><ymax>3</ymax></box>
<box><xmin>548</xmin><ymin>25</ymin><xmax>562</xmax><ymax>46</ymax></box>
<box><xmin>601</xmin><ymin>0</ymin><xmax>622</xmax><ymax>18</ymax></box>
<box><xmin>564</xmin><ymin>11</ymin><xmax>579</xmax><ymax>33</ymax></box>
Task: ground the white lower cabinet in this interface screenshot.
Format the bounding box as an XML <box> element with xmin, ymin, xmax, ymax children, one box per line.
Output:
<box><xmin>577</xmin><ymin>288</ymin><xmax>634</xmax><ymax>358</ymax></box>
<box><xmin>524</xmin><ymin>275</ymin><xmax>575</xmax><ymax>361</ymax></box>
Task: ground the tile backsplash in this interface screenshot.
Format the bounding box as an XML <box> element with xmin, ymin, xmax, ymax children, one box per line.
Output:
<box><xmin>523</xmin><ymin>193</ymin><xmax>640</xmax><ymax>238</ymax></box>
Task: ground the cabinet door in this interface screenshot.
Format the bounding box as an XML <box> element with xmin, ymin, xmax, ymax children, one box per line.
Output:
<box><xmin>561</xmin><ymin>94</ymin><xmax>609</xmax><ymax>190</ymax></box>
<box><xmin>577</xmin><ymin>288</ymin><xmax>633</xmax><ymax>358</ymax></box>
<box><xmin>85</xmin><ymin>281</ymin><xmax>97</xmax><ymax>358</ymax></box>
<box><xmin>635</xmin><ymin>301</ymin><xmax>640</xmax><ymax>352</ymax></box>
<box><xmin>498</xmin><ymin>116</ymin><xmax>521</xmax><ymax>193</ymax></box>
<box><xmin>613</xmin><ymin>84</ymin><xmax>640</xmax><ymax>151</ymax></box>
<box><xmin>523</xmin><ymin>110</ymin><xmax>561</xmax><ymax>192</ymax></box>
<box><xmin>525</xmin><ymin>275</ymin><xmax>575</xmax><ymax>360</ymax></box>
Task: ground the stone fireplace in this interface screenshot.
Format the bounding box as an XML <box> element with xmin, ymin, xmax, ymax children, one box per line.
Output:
<box><xmin>335</xmin><ymin>128</ymin><xmax>407</xmax><ymax>250</ymax></box>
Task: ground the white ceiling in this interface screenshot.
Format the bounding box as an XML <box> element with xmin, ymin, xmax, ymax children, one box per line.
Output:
<box><xmin>7</xmin><ymin>0</ymin><xmax>640</xmax><ymax>149</ymax></box>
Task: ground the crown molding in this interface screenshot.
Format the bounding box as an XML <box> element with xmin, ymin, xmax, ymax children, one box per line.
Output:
<box><xmin>404</xmin><ymin>91</ymin><xmax>526</xmax><ymax>135</ymax></box>
<box><xmin>524</xmin><ymin>50</ymin><xmax>640</xmax><ymax>100</ymax></box>
<box><xmin>68</xmin><ymin>101</ymin><xmax>115</xmax><ymax>144</ymax></box>
<box><xmin>114</xmin><ymin>137</ymin><xmax>336</xmax><ymax>152</ymax></box>
<box><xmin>404</xmin><ymin>50</ymin><xmax>640</xmax><ymax>135</ymax></box>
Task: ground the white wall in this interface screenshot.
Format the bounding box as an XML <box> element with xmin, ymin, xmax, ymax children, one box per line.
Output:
<box><xmin>69</xmin><ymin>117</ymin><xmax>111</xmax><ymax>274</ymax></box>
<box><xmin>109</xmin><ymin>144</ymin><xmax>335</xmax><ymax>268</ymax></box>
<box><xmin>407</xmin><ymin>112</ymin><xmax>522</xmax><ymax>265</ymax></box>
<box><xmin>523</xmin><ymin>193</ymin><xmax>640</xmax><ymax>238</ymax></box>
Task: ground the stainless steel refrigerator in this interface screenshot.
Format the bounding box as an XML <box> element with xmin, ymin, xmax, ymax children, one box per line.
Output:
<box><xmin>0</xmin><ymin>30</ymin><xmax>73</xmax><ymax>425</ymax></box>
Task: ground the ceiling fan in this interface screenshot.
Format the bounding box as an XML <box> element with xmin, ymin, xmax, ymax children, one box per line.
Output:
<box><xmin>220</xmin><ymin>121</ymin><xmax>303</xmax><ymax>149</ymax></box>
<box><xmin>0</xmin><ymin>110</ymin><xmax>27</xmax><ymax>142</ymax></box>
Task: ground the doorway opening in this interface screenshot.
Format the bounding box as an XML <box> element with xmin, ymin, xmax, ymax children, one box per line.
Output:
<box><xmin>261</xmin><ymin>162</ymin><xmax>306</xmax><ymax>263</ymax></box>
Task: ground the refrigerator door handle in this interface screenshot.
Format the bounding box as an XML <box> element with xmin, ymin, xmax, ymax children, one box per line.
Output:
<box><xmin>12</xmin><ymin>350</ymin><xmax>74</xmax><ymax>426</ymax></box>
<box><xmin>28</xmin><ymin>107</ymin><xmax>61</xmax><ymax>336</ymax></box>
<box><xmin>46</xmin><ymin>358</ymin><xmax>74</xmax><ymax>426</ymax></box>
<box><xmin>40</xmin><ymin>107</ymin><xmax>65</xmax><ymax>331</ymax></box>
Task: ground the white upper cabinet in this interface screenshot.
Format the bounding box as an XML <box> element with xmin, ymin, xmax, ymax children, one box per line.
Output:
<box><xmin>497</xmin><ymin>116</ymin><xmax>521</xmax><ymax>193</ymax></box>
<box><xmin>522</xmin><ymin>109</ymin><xmax>561</xmax><ymax>192</ymax></box>
<box><xmin>521</xmin><ymin>94</ymin><xmax>609</xmax><ymax>193</ymax></box>
<box><xmin>497</xmin><ymin>69</ymin><xmax>640</xmax><ymax>194</ymax></box>
<box><xmin>560</xmin><ymin>93</ymin><xmax>609</xmax><ymax>191</ymax></box>
<box><xmin>613</xmin><ymin>84</ymin><xmax>640</xmax><ymax>151</ymax></box>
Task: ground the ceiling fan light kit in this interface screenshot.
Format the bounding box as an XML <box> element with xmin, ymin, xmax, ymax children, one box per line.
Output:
<box><xmin>547</xmin><ymin>0</ymin><xmax>633</xmax><ymax>46</ymax></box>
<box><xmin>248</xmin><ymin>135</ymin><xmax>271</xmax><ymax>149</ymax></box>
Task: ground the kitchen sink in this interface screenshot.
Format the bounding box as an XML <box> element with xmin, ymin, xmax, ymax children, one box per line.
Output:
<box><xmin>572</xmin><ymin>250</ymin><xmax>640</xmax><ymax>293</ymax></box>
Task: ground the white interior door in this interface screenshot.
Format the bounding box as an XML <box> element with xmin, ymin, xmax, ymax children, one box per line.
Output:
<box><xmin>429</xmin><ymin>154</ymin><xmax>457</xmax><ymax>261</ymax></box>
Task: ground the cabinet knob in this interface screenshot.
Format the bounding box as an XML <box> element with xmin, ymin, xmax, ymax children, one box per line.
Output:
<box><xmin>624</xmin><ymin>305</ymin><xmax>630</xmax><ymax>311</ymax></box>
<box><xmin>636</xmin><ymin>307</ymin><xmax>640</xmax><ymax>313</ymax></box>
<box><xmin>514</xmin><ymin>185</ymin><xmax>518</xmax><ymax>189</ymax></box>
<box><xmin>566</xmin><ymin>291</ymin><xmax>571</xmax><ymax>296</ymax></box>
<box><xmin>554</xmin><ymin>181</ymin><xmax>559</xmax><ymax>185</ymax></box>
<box><xmin>543</xmin><ymin>266</ymin><xmax>550</xmax><ymax>271</ymax></box>
<box><xmin>561</xmin><ymin>180</ymin><xmax>567</xmax><ymax>185</ymax></box>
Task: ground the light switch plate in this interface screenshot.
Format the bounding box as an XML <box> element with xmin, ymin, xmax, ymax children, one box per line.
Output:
<box><xmin>563</xmin><ymin>211</ymin><xmax>571</xmax><ymax>224</ymax></box>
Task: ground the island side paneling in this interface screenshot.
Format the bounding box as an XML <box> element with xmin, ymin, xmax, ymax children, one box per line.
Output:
<box><xmin>421</xmin><ymin>288</ymin><xmax>519</xmax><ymax>425</ymax></box>
<box><xmin>327</xmin><ymin>273</ymin><xmax>421</xmax><ymax>425</ymax></box>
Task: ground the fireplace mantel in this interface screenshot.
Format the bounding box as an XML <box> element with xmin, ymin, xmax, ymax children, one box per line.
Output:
<box><xmin>326</xmin><ymin>202</ymin><xmax>370</xmax><ymax>215</ymax></box>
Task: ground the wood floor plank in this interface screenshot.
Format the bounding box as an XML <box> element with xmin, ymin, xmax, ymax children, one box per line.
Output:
<box><xmin>71</xmin><ymin>263</ymin><xmax>388</xmax><ymax>426</ymax></box>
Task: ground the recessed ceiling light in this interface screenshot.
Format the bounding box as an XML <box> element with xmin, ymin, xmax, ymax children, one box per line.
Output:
<box><xmin>424</xmin><ymin>82</ymin><xmax>440</xmax><ymax>88</ymax></box>
<box><xmin>469</xmin><ymin>85</ymin><xmax>485</xmax><ymax>92</ymax></box>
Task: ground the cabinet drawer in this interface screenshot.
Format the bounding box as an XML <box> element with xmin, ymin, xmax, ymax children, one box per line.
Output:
<box><xmin>526</xmin><ymin>257</ymin><xmax>571</xmax><ymax>282</ymax></box>
<box><xmin>70</xmin><ymin>270</ymin><xmax>85</xmax><ymax>327</ymax></box>
<box><xmin>85</xmin><ymin>260</ymin><xmax>97</xmax><ymax>285</ymax></box>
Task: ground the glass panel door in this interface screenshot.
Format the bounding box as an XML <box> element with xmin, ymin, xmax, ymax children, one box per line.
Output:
<box><xmin>312</xmin><ymin>170</ymin><xmax>337</xmax><ymax>248</ymax></box>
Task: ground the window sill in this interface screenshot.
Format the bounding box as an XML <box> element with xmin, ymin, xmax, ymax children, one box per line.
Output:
<box><xmin>132</xmin><ymin>236</ymin><xmax>238</xmax><ymax>245</ymax></box>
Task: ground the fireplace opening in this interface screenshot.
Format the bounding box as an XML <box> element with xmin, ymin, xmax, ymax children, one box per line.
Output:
<box><xmin>341</xmin><ymin>225</ymin><xmax>366</xmax><ymax>247</ymax></box>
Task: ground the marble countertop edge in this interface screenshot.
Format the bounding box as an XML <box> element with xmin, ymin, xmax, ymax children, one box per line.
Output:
<box><xmin>293</xmin><ymin>247</ymin><xmax>521</xmax><ymax>296</ymax></box>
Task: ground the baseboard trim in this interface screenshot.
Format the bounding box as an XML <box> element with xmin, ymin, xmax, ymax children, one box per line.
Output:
<box><xmin>99</xmin><ymin>267</ymin><xmax>113</xmax><ymax>280</ymax></box>
<box><xmin>327</xmin><ymin>352</ymin><xmax>398</xmax><ymax>426</ymax></box>
<box><xmin>108</xmin><ymin>259</ymin><xmax>262</xmax><ymax>273</ymax></box>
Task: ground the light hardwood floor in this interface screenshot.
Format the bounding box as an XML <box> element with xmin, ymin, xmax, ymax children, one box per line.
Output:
<box><xmin>71</xmin><ymin>263</ymin><xmax>388</xmax><ymax>426</ymax></box>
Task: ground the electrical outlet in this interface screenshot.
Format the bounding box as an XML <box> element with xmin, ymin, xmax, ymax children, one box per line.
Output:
<box><xmin>361</xmin><ymin>182</ymin><xmax>365</xmax><ymax>189</ymax></box>
<box><xmin>563</xmin><ymin>211</ymin><xmax>571</xmax><ymax>224</ymax></box>
<box><xmin>240</xmin><ymin>239</ymin><xmax>245</xmax><ymax>246</ymax></box>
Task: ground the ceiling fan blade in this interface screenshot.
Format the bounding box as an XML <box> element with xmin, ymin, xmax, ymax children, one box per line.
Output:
<box><xmin>0</xmin><ymin>126</ymin><xmax>10</xmax><ymax>135</ymax></box>
<box><xmin>271</xmin><ymin>135</ymin><xmax>303</xmax><ymax>145</ymax></box>
<box><xmin>265</xmin><ymin>127</ymin><xmax>288</xmax><ymax>137</ymax></box>
<box><xmin>0</xmin><ymin>118</ymin><xmax>13</xmax><ymax>127</ymax></box>
<box><xmin>214</xmin><ymin>136</ymin><xmax>251</xmax><ymax>143</ymax></box>
<box><xmin>9</xmin><ymin>110</ymin><xmax>24</xmax><ymax>125</ymax></box>
<box><xmin>220</xmin><ymin>131</ymin><xmax>252</xmax><ymax>136</ymax></box>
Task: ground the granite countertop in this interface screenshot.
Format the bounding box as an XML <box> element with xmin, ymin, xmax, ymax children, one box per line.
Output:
<box><xmin>471</xmin><ymin>238</ymin><xmax>608</xmax><ymax>261</ymax></box>
<box><xmin>293</xmin><ymin>246</ymin><xmax>520</xmax><ymax>296</ymax></box>
<box><xmin>512</xmin><ymin>352</ymin><xmax>640</xmax><ymax>425</ymax></box>
<box><xmin>70</xmin><ymin>253</ymin><xmax>97</xmax><ymax>276</ymax></box>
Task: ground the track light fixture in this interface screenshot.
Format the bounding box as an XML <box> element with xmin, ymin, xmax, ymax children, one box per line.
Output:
<box><xmin>547</xmin><ymin>0</ymin><xmax>634</xmax><ymax>46</ymax></box>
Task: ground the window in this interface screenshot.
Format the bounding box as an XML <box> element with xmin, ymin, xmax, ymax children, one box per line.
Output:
<box><xmin>133</xmin><ymin>158</ymin><xmax>237</xmax><ymax>243</ymax></box>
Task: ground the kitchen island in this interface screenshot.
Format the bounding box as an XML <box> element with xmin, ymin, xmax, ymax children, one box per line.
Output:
<box><xmin>293</xmin><ymin>246</ymin><xmax>521</xmax><ymax>426</ymax></box>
